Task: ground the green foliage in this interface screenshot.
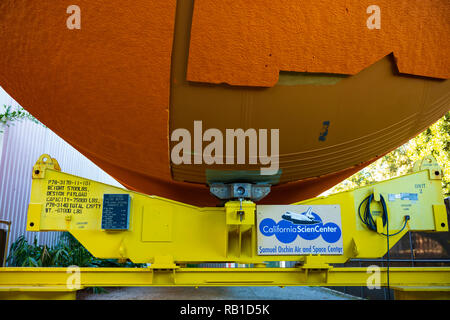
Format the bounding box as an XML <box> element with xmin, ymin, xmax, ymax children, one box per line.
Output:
<box><xmin>6</xmin><ymin>233</ymin><xmax>144</xmax><ymax>268</ymax></box>
<box><xmin>0</xmin><ymin>105</ymin><xmax>39</xmax><ymax>133</ymax></box>
<box><xmin>6</xmin><ymin>232</ymin><xmax>145</xmax><ymax>294</ymax></box>
<box><xmin>327</xmin><ymin>113</ymin><xmax>450</xmax><ymax>196</ymax></box>
<box><xmin>6</xmin><ymin>233</ymin><xmax>145</xmax><ymax>294</ymax></box>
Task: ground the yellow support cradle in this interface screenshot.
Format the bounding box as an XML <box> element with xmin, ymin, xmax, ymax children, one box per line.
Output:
<box><xmin>0</xmin><ymin>154</ymin><xmax>449</xmax><ymax>299</ymax></box>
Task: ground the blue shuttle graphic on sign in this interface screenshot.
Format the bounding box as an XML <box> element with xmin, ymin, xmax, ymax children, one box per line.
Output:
<box><xmin>259</xmin><ymin>206</ymin><xmax>342</xmax><ymax>244</ymax></box>
<box><xmin>281</xmin><ymin>207</ymin><xmax>321</xmax><ymax>225</ymax></box>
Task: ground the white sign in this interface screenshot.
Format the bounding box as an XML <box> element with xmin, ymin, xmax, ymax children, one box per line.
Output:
<box><xmin>257</xmin><ymin>205</ymin><xmax>343</xmax><ymax>256</ymax></box>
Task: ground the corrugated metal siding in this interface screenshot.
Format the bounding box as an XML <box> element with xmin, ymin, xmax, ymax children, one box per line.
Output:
<box><xmin>0</xmin><ymin>119</ymin><xmax>124</xmax><ymax>259</ymax></box>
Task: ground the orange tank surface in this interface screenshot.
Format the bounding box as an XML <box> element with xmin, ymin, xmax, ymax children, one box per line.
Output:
<box><xmin>0</xmin><ymin>0</ymin><xmax>449</xmax><ymax>206</ymax></box>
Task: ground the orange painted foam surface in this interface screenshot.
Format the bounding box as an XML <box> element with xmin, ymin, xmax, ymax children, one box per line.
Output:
<box><xmin>0</xmin><ymin>1</ymin><xmax>449</xmax><ymax>207</ymax></box>
<box><xmin>0</xmin><ymin>0</ymin><xmax>176</xmax><ymax>180</ymax></box>
<box><xmin>188</xmin><ymin>0</ymin><xmax>450</xmax><ymax>86</ymax></box>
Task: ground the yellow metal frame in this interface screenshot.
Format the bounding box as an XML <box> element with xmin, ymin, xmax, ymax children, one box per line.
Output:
<box><xmin>0</xmin><ymin>266</ymin><xmax>449</xmax><ymax>300</ymax></box>
<box><xmin>23</xmin><ymin>154</ymin><xmax>448</xmax><ymax>266</ymax></box>
<box><xmin>1</xmin><ymin>266</ymin><xmax>450</xmax><ymax>287</ymax></box>
<box><xmin>0</xmin><ymin>154</ymin><xmax>449</xmax><ymax>299</ymax></box>
<box><xmin>392</xmin><ymin>286</ymin><xmax>450</xmax><ymax>300</ymax></box>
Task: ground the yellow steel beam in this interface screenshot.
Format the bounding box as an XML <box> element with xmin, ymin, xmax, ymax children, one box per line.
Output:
<box><xmin>392</xmin><ymin>286</ymin><xmax>450</xmax><ymax>300</ymax></box>
<box><xmin>0</xmin><ymin>286</ymin><xmax>78</xmax><ymax>300</ymax></box>
<box><xmin>1</xmin><ymin>267</ymin><xmax>449</xmax><ymax>287</ymax></box>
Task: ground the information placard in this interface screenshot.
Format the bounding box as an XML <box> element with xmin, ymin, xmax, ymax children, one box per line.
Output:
<box><xmin>101</xmin><ymin>194</ymin><xmax>131</xmax><ymax>230</ymax></box>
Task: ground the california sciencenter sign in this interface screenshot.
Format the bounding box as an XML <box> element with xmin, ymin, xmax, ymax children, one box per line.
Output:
<box><xmin>257</xmin><ymin>205</ymin><xmax>343</xmax><ymax>256</ymax></box>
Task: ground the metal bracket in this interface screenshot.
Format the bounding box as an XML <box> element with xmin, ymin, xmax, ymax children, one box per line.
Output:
<box><xmin>413</xmin><ymin>155</ymin><xmax>443</xmax><ymax>180</ymax></box>
<box><xmin>32</xmin><ymin>154</ymin><xmax>61</xmax><ymax>179</ymax></box>
<box><xmin>210</xmin><ymin>182</ymin><xmax>271</xmax><ymax>202</ymax></box>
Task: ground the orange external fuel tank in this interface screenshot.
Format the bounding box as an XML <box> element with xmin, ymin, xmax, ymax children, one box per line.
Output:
<box><xmin>0</xmin><ymin>0</ymin><xmax>449</xmax><ymax>206</ymax></box>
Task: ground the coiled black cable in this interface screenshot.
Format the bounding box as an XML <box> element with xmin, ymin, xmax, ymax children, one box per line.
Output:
<box><xmin>358</xmin><ymin>194</ymin><xmax>409</xmax><ymax>236</ymax></box>
<box><xmin>358</xmin><ymin>194</ymin><xmax>410</xmax><ymax>300</ymax></box>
